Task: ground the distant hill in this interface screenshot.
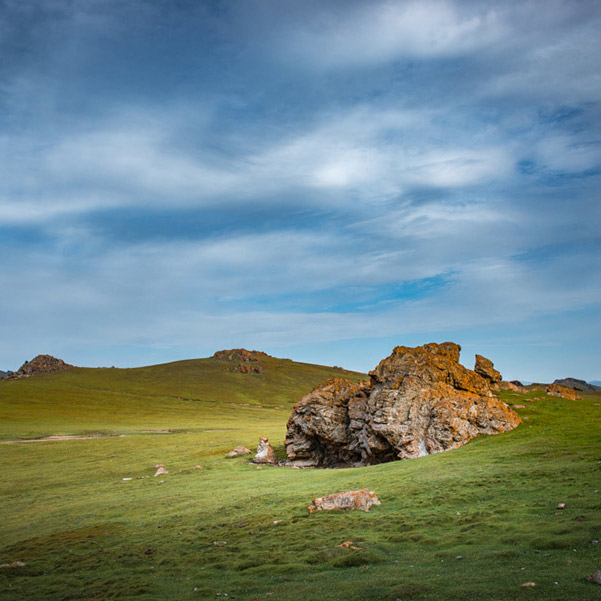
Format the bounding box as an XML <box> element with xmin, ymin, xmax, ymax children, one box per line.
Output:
<box><xmin>0</xmin><ymin>370</ymin><xmax>7</xmax><ymax>378</ymax></box>
<box><xmin>0</xmin><ymin>349</ymin><xmax>366</xmax><ymax>439</ymax></box>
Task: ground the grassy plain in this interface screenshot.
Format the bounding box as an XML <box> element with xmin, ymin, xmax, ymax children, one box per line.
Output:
<box><xmin>0</xmin><ymin>354</ymin><xmax>600</xmax><ymax>601</ymax></box>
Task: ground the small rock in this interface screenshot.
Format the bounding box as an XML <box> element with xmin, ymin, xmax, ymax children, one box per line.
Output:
<box><xmin>154</xmin><ymin>467</ymin><xmax>169</xmax><ymax>477</ymax></box>
<box><xmin>521</xmin><ymin>582</ymin><xmax>536</xmax><ymax>587</ymax></box>
<box><xmin>212</xmin><ymin>541</ymin><xmax>227</xmax><ymax>546</ymax></box>
<box><xmin>154</xmin><ymin>463</ymin><xmax>164</xmax><ymax>468</ymax></box>
<box><xmin>122</xmin><ymin>477</ymin><xmax>133</xmax><ymax>481</ymax></box>
<box><xmin>557</xmin><ymin>503</ymin><xmax>566</xmax><ymax>509</ymax></box>
<box><xmin>272</xmin><ymin>520</ymin><xmax>282</xmax><ymax>525</ymax></box>
<box><xmin>256</xmin><ymin>466</ymin><xmax>262</xmax><ymax>470</ymax></box>
<box><xmin>193</xmin><ymin>465</ymin><xmax>202</xmax><ymax>470</ymax></box>
<box><xmin>226</xmin><ymin>446</ymin><xmax>251</xmax><ymax>458</ymax></box>
<box><xmin>308</xmin><ymin>489</ymin><xmax>380</xmax><ymax>513</ymax></box>
<box><xmin>514</xmin><ymin>404</ymin><xmax>526</xmax><ymax>409</ymax></box>
<box><xmin>588</xmin><ymin>570</ymin><xmax>601</xmax><ymax>585</ymax></box>
<box><xmin>253</xmin><ymin>437</ymin><xmax>277</xmax><ymax>465</ymax></box>
<box><xmin>0</xmin><ymin>561</ymin><xmax>26</xmax><ymax>568</ymax></box>
<box><xmin>455</xmin><ymin>555</ymin><xmax>463</xmax><ymax>559</ymax></box>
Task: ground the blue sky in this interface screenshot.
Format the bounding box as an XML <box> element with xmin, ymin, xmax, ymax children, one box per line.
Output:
<box><xmin>1</xmin><ymin>0</ymin><xmax>600</xmax><ymax>381</ymax></box>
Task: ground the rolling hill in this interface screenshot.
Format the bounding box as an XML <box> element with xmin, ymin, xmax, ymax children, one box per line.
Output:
<box><xmin>1</xmin><ymin>350</ymin><xmax>600</xmax><ymax>601</ymax></box>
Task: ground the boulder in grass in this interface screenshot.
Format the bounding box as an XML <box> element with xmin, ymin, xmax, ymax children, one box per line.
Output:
<box><xmin>253</xmin><ymin>437</ymin><xmax>277</xmax><ymax>464</ymax></box>
<box><xmin>587</xmin><ymin>570</ymin><xmax>601</xmax><ymax>585</ymax></box>
<box><xmin>307</xmin><ymin>489</ymin><xmax>380</xmax><ymax>514</ymax></box>
<box><xmin>226</xmin><ymin>446</ymin><xmax>251</xmax><ymax>458</ymax></box>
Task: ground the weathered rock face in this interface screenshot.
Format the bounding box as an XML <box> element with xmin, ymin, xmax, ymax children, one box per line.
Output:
<box><xmin>285</xmin><ymin>342</ymin><xmax>521</xmax><ymax>467</ymax></box>
<box><xmin>8</xmin><ymin>355</ymin><xmax>73</xmax><ymax>379</ymax></box>
<box><xmin>253</xmin><ymin>437</ymin><xmax>277</xmax><ymax>464</ymax></box>
<box><xmin>474</xmin><ymin>354</ymin><xmax>502</xmax><ymax>384</ymax></box>
<box><xmin>307</xmin><ymin>489</ymin><xmax>381</xmax><ymax>513</ymax></box>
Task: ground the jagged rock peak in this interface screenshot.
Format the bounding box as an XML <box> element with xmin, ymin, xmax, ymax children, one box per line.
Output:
<box><xmin>285</xmin><ymin>342</ymin><xmax>520</xmax><ymax>468</ymax></box>
<box><xmin>474</xmin><ymin>354</ymin><xmax>502</xmax><ymax>384</ymax></box>
<box><xmin>212</xmin><ymin>348</ymin><xmax>271</xmax><ymax>362</ymax></box>
<box><xmin>14</xmin><ymin>355</ymin><xmax>73</xmax><ymax>378</ymax></box>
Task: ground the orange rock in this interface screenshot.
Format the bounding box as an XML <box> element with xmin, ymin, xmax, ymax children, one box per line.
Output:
<box><xmin>308</xmin><ymin>489</ymin><xmax>380</xmax><ymax>513</ymax></box>
<box><xmin>546</xmin><ymin>384</ymin><xmax>579</xmax><ymax>400</ymax></box>
<box><xmin>154</xmin><ymin>466</ymin><xmax>168</xmax><ymax>476</ymax></box>
<box><xmin>227</xmin><ymin>446</ymin><xmax>252</xmax><ymax>458</ymax></box>
<box><xmin>521</xmin><ymin>582</ymin><xmax>536</xmax><ymax>587</ymax></box>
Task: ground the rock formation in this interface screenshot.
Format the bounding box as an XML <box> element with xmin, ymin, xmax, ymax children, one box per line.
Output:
<box><xmin>474</xmin><ymin>354</ymin><xmax>502</xmax><ymax>384</ymax></box>
<box><xmin>553</xmin><ymin>378</ymin><xmax>600</xmax><ymax>392</ymax></box>
<box><xmin>253</xmin><ymin>437</ymin><xmax>277</xmax><ymax>464</ymax></box>
<box><xmin>285</xmin><ymin>342</ymin><xmax>521</xmax><ymax>467</ymax></box>
<box><xmin>213</xmin><ymin>348</ymin><xmax>268</xmax><ymax>374</ymax></box>
<box><xmin>5</xmin><ymin>355</ymin><xmax>73</xmax><ymax>380</ymax></box>
<box><xmin>307</xmin><ymin>489</ymin><xmax>381</xmax><ymax>513</ymax></box>
<box><xmin>546</xmin><ymin>383</ymin><xmax>579</xmax><ymax>400</ymax></box>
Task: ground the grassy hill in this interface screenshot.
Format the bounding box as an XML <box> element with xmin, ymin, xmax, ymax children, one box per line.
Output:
<box><xmin>1</xmin><ymin>353</ymin><xmax>600</xmax><ymax>601</ymax></box>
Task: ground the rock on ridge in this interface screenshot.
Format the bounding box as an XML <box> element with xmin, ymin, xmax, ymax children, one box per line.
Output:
<box><xmin>553</xmin><ymin>378</ymin><xmax>600</xmax><ymax>392</ymax></box>
<box><xmin>7</xmin><ymin>355</ymin><xmax>73</xmax><ymax>380</ymax></box>
<box><xmin>285</xmin><ymin>342</ymin><xmax>521</xmax><ymax>467</ymax></box>
<box><xmin>212</xmin><ymin>348</ymin><xmax>270</xmax><ymax>362</ymax></box>
<box><xmin>474</xmin><ymin>354</ymin><xmax>502</xmax><ymax>384</ymax></box>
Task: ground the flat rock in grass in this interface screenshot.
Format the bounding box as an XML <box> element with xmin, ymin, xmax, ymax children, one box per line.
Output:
<box><xmin>308</xmin><ymin>489</ymin><xmax>380</xmax><ymax>514</ymax></box>
<box><xmin>0</xmin><ymin>561</ymin><xmax>26</xmax><ymax>568</ymax></box>
<box><xmin>521</xmin><ymin>582</ymin><xmax>536</xmax><ymax>587</ymax></box>
<box><xmin>154</xmin><ymin>467</ymin><xmax>168</xmax><ymax>476</ymax></box>
<box><xmin>588</xmin><ymin>570</ymin><xmax>601</xmax><ymax>585</ymax></box>
<box><xmin>226</xmin><ymin>446</ymin><xmax>251</xmax><ymax>458</ymax></box>
<box><xmin>514</xmin><ymin>404</ymin><xmax>526</xmax><ymax>409</ymax></box>
<box><xmin>557</xmin><ymin>502</ymin><xmax>566</xmax><ymax>509</ymax></box>
<box><xmin>253</xmin><ymin>437</ymin><xmax>277</xmax><ymax>464</ymax></box>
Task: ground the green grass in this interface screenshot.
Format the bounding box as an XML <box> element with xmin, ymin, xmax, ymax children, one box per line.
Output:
<box><xmin>1</xmin><ymin>357</ymin><xmax>600</xmax><ymax>601</ymax></box>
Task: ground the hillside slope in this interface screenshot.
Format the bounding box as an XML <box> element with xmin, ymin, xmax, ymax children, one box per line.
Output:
<box><xmin>0</xmin><ymin>351</ymin><xmax>364</xmax><ymax>441</ymax></box>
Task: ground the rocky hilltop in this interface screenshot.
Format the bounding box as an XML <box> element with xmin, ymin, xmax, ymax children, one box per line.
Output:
<box><xmin>212</xmin><ymin>348</ymin><xmax>270</xmax><ymax>374</ymax></box>
<box><xmin>553</xmin><ymin>378</ymin><xmax>601</xmax><ymax>392</ymax></box>
<box><xmin>4</xmin><ymin>355</ymin><xmax>73</xmax><ymax>380</ymax></box>
<box><xmin>285</xmin><ymin>342</ymin><xmax>520</xmax><ymax>467</ymax></box>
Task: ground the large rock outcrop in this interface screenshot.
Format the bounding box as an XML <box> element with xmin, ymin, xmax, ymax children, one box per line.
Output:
<box><xmin>474</xmin><ymin>354</ymin><xmax>502</xmax><ymax>384</ymax></box>
<box><xmin>212</xmin><ymin>348</ymin><xmax>268</xmax><ymax>375</ymax></box>
<box><xmin>285</xmin><ymin>342</ymin><xmax>520</xmax><ymax>467</ymax></box>
<box><xmin>6</xmin><ymin>355</ymin><xmax>73</xmax><ymax>380</ymax></box>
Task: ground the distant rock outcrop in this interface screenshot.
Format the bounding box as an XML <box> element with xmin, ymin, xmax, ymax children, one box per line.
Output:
<box><xmin>285</xmin><ymin>342</ymin><xmax>521</xmax><ymax>467</ymax></box>
<box><xmin>546</xmin><ymin>383</ymin><xmax>580</xmax><ymax>400</ymax></box>
<box><xmin>6</xmin><ymin>355</ymin><xmax>73</xmax><ymax>380</ymax></box>
<box><xmin>553</xmin><ymin>378</ymin><xmax>600</xmax><ymax>392</ymax></box>
<box><xmin>212</xmin><ymin>348</ymin><xmax>268</xmax><ymax>375</ymax></box>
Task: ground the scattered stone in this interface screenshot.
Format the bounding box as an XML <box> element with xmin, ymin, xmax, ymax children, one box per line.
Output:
<box><xmin>253</xmin><ymin>437</ymin><xmax>277</xmax><ymax>464</ymax></box>
<box><xmin>307</xmin><ymin>489</ymin><xmax>380</xmax><ymax>513</ymax></box>
<box><xmin>494</xmin><ymin>381</ymin><xmax>523</xmax><ymax>392</ymax></box>
<box><xmin>226</xmin><ymin>446</ymin><xmax>251</xmax><ymax>458</ymax></box>
<box><xmin>0</xmin><ymin>561</ymin><xmax>26</xmax><ymax>568</ymax></box>
<box><xmin>272</xmin><ymin>520</ymin><xmax>282</xmax><ymax>525</ymax></box>
<box><xmin>514</xmin><ymin>404</ymin><xmax>526</xmax><ymax>409</ymax></box>
<box><xmin>557</xmin><ymin>503</ymin><xmax>566</xmax><ymax>509</ymax></box>
<box><xmin>474</xmin><ymin>354</ymin><xmax>502</xmax><ymax>383</ymax></box>
<box><xmin>256</xmin><ymin>466</ymin><xmax>262</xmax><ymax>470</ymax></box>
<box><xmin>286</xmin><ymin>343</ymin><xmax>521</xmax><ymax>467</ymax></box>
<box><xmin>193</xmin><ymin>465</ymin><xmax>202</xmax><ymax>470</ymax></box>
<box><xmin>546</xmin><ymin>384</ymin><xmax>579</xmax><ymax>400</ymax></box>
<box><xmin>237</xmin><ymin>363</ymin><xmax>262</xmax><ymax>374</ymax></box>
<box><xmin>587</xmin><ymin>570</ymin><xmax>601</xmax><ymax>585</ymax></box>
<box><xmin>122</xmin><ymin>477</ymin><xmax>133</xmax><ymax>481</ymax></box>
<box><xmin>154</xmin><ymin>463</ymin><xmax>164</xmax><ymax>468</ymax></box>
<box><xmin>455</xmin><ymin>555</ymin><xmax>463</xmax><ymax>560</ymax></box>
<box><xmin>338</xmin><ymin>541</ymin><xmax>362</xmax><ymax>549</ymax></box>
<box><xmin>521</xmin><ymin>582</ymin><xmax>536</xmax><ymax>587</ymax></box>
<box><xmin>212</xmin><ymin>541</ymin><xmax>227</xmax><ymax>546</ymax></box>
<box><xmin>154</xmin><ymin>467</ymin><xmax>169</xmax><ymax>477</ymax></box>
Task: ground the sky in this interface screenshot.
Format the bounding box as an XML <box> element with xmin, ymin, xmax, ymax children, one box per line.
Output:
<box><xmin>1</xmin><ymin>0</ymin><xmax>600</xmax><ymax>381</ymax></box>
